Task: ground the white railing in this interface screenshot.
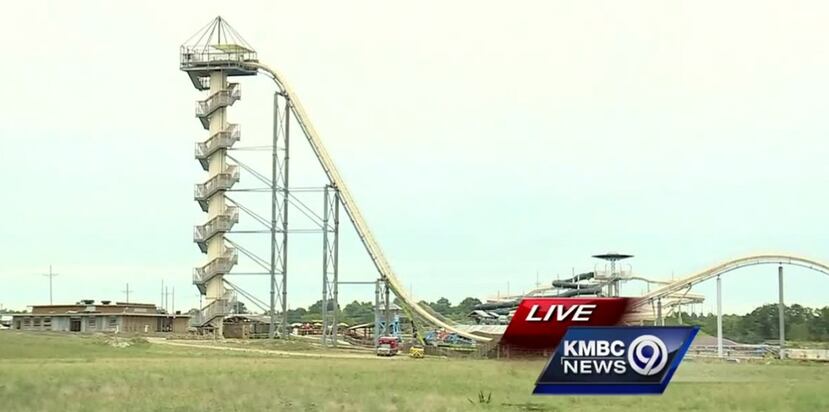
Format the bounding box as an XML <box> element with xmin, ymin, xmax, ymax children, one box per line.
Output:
<box><xmin>195</xmin><ymin>83</ymin><xmax>240</xmax><ymax>117</ymax></box>
<box><xmin>198</xmin><ymin>298</ymin><xmax>229</xmax><ymax>326</ymax></box>
<box><xmin>193</xmin><ymin>248</ymin><xmax>238</xmax><ymax>284</ymax></box>
<box><xmin>194</xmin><ymin>166</ymin><xmax>240</xmax><ymax>200</ymax></box>
<box><xmin>195</xmin><ymin>124</ymin><xmax>241</xmax><ymax>158</ymax></box>
<box><xmin>193</xmin><ymin>208</ymin><xmax>240</xmax><ymax>242</ymax></box>
<box><xmin>180</xmin><ymin>46</ymin><xmax>258</xmax><ymax>66</ymax></box>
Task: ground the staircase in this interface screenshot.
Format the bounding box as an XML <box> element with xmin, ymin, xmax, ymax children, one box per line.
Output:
<box><xmin>195</xmin><ymin>83</ymin><xmax>240</xmax><ymax>129</ymax></box>
<box><xmin>195</xmin><ymin>124</ymin><xmax>240</xmax><ymax>170</ymax></box>
<box><xmin>193</xmin><ymin>248</ymin><xmax>238</xmax><ymax>295</ymax></box>
<box><xmin>194</xmin><ymin>166</ymin><xmax>240</xmax><ymax>212</ymax></box>
<box><xmin>193</xmin><ymin>207</ymin><xmax>239</xmax><ymax>253</ymax></box>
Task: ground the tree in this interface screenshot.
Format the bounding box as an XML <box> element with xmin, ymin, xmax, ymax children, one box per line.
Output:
<box><xmin>342</xmin><ymin>301</ymin><xmax>373</xmax><ymax>325</ymax></box>
<box><xmin>671</xmin><ymin>304</ymin><xmax>829</xmax><ymax>344</ymax></box>
<box><xmin>429</xmin><ymin>297</ymin><xmax>452</xmax><ymax>315</ymax></box>
<box><xmin>307</xmin><ymin>299</ymin><xmax>336</xmax><ymax>316</ymax></box>
<box><xmin>286</xmin><ymin>307</ymin><xmax>307</xmax><ymax>323</ymax></box>
<box><xmin>456</xmin><ymin>297</ymin><xmax>482</xmax><ymax>314</ymax></box>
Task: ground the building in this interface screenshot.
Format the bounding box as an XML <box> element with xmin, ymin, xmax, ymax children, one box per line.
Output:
<box><xmin>222</xmin><ymin>314</ymin><xmax>276</xmax><ymax>339</ymax></box>
<box><xmin>11</xmin><ymin>300</ymin><xmax>190</xmax><ymax>334</ymax></box>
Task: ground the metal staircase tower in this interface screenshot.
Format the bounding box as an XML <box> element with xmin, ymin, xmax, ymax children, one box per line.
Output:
<box><xmin>180</xmin><ymin>17</ymin><xmax>259</xmax><ymax>335</ymax></box>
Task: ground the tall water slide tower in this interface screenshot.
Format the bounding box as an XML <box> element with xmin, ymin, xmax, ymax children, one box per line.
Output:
<box><xmin>178</xmin><ymin>17</ymin><xmax>494</xmax><ymax>344</ymax></box>
<box><xmin>181</xmin><ymin>17</ymin><xmax>259</xmax><ymax>334</ymax></box>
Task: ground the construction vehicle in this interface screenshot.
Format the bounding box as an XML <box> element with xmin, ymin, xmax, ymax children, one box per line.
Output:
<box><xmin>375</xmin><ymin>336</ymin><xmax>399</xmax><ymax>356</ymax></box>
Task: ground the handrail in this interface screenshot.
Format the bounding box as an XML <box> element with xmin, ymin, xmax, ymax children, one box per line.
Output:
<box><xmin>193</xmin><ymin>249</ymin><xmax>238</xmax><ymax>284</ymax></box>
<box><xmin>194</xmin><ymin>167</ymin><xmax>240</xmax><ymax>199</ymax></box>
<box><xmin>193</xmin><ymin>210</ymin><xmax>239</xmax><ymax>242</ymax></box>
<box><xmin>195</xmin><ymin>83</ymin><xmax>241</xmax><ymax>117</ymax></box>
<box><xmin>195</xmin><ymin>124</ymin><xmax>241</xmax><ymax>158</ymax></box>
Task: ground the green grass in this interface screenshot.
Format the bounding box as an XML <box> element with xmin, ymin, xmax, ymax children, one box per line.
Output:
<box><xmin>1</xmin><ymin>331</ymin><xmax>827</xmax><ymax>412</ymax></box>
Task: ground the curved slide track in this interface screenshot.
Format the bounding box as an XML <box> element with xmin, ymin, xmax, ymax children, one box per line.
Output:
<box><xmin>245</xmin><ymin>62</ymin><xmax>490</xmax><ymax>342</ymax></box>
<box><xmin>633</xmin><ymin>253</ymin><xmax>829</xmax><ymax>310</ymax></box>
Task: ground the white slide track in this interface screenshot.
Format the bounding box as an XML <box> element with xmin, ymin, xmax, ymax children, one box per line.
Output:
<box><xmin>247</xmin><ymin>62</ymin><xmax>491</xmax><ymax>342</ymax></box>
<box><xmin>633</xmin><ymin>253</ymin><xmax>829</xmax><ymax>310</ymax></box>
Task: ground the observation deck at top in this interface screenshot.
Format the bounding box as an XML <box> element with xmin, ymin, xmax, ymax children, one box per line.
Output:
<box><xmin>180</xmin><ymin>16</ymin><xmax>259</xmax><ymax>91</ymax></box>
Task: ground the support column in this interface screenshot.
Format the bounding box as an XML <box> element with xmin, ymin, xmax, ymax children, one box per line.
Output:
<box><xmin>321</xmin><ymin>187</ymin><xmax>330</xmax><ymax>345</ymax></box>
<box><xmin>320</xmin><ymin>185</ymin><xmax>340</xmax><ymax>347</ymax></box>
<box><xmin>280</xmin><ymin>101</ymin><xmax>291</xmax><ymax>338</ymax></box>
<box><xmin>656</xmin><ymin>298</ymin><xmax>663</xmax><ymax>326</ymax></box>
<box><xmin>677</xmin><ymin>304</ymin><xmax>683</xmax><ymax>325</ymax></box>
<box><xmin>610</xmin><ymin>261</ymin><xmax>618</xmax><ymax>297</ymax></box>
<box><xmin>374</xmin><ymin>279</ymin><xmax>381</xmax><ymax>347</ymax></box>
<box><xmin>269</xmin><ymin>92</ymin><xmax>279</xmax><ymax>339</ymax></box>
<box><xmin>205</xmin><ymin>71</ymin><xmax>230</xmax><ymax>338</ymax></box>
<box><xmin>717</xmin><ymin>275</ymin><xmax>723</xmax><ymax>358</ymax></box>
<box><xmin>778</xmin><ymin>265</ymin><xmax>785</xmax><ymax>360</ymax></box>
<box><xmin>332</xmin><ymin>188</ymin><xmax>340</xmax><ymax>348</ymax></box>
<box><xmin>384</xmin><ymin>279</ymin><xmax>391</xmax><ymax>335</ymax></box>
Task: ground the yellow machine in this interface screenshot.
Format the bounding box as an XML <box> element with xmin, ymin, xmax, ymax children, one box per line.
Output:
<box><xmin>409</xmin><ymin>346</ymin><xmax>424</xmax><ymax>358</ymax></box>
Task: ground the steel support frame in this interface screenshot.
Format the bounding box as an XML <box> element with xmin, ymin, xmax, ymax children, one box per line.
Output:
<box><xmin>268</xmin><ymin>91</ymin><xmax>291</xmax><ymax>339</ymax></box>
<box><xmin>656</xmin><ymin>298</ymin><xmax>663</xmax><ymax>326</ymax></box>
<box><xmin>372</xmin><ymin>278</ymin><xmax>392</xmax><ymax>347</ymax></box>
<box><xmin>321</xmin><ymin>185</ymin><xmax>340</xmax><ymax>347</ymax></box>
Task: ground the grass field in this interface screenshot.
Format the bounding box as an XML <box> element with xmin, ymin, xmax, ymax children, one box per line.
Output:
<box><xmin>0</xmin><ymin>331</ymin><xmax>827</xmax><ymax>412</ymax></box>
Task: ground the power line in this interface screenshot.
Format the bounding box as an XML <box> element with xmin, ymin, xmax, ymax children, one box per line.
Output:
<box><xmin>121</xmin><ymin>283</ymin><xmax>133</xmax><ymax>303</ymax></box>
<box><xmin>41</xmin><ymin>265</ymin><xmax>59</xmax><ymax>305</ymax></box>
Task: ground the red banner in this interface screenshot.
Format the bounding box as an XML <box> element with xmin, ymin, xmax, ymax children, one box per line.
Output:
<box><xmin>500</xmin><ymin>298</ymin><xmax>634</xmax><ymax>349</ymax></box>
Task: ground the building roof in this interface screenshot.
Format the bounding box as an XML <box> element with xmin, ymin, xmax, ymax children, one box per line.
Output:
<box><xmin>25</xmin><ymin>300</ymin><xmax>188</xmax><ymax>317</ymax></box>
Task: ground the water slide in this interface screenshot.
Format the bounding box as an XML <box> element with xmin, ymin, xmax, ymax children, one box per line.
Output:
<box><xmin>632</xmin><ymin>253</ymin><xmax>829</xmax><ymax>311</ymax></box>
<box><xmin>551</xmin><ymin>271</ymin><xmax>596</xmax><ymax>289</ymax></box>
<box><xmin>245</xmin><ymin>62</ymin><xmax>491</xmax><ymax>342</ymax></box>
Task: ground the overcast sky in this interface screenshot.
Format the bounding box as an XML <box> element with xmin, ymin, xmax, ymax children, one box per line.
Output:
<box><xmin>1</xmin><ymin>1</ymin><xmax>827</xmax><ymax>314</ymax></box>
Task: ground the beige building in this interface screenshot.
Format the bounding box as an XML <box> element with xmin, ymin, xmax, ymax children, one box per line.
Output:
<box><xmin>12</xmin><ymin>300</ymin><xmax>190</xmax><ymax>334</ymax></box>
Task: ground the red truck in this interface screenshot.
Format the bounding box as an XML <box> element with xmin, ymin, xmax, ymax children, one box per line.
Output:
<box><xmin>375</xmin><ymin>336</ymin><xmax>400</xmax><ymax>356</ymax></box>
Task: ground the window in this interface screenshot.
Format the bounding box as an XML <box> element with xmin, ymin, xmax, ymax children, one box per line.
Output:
<box><xmin>108</xmin><ymin>316</ymin><xmax>118</xmax><ymax>330</ymax></box>
<box><xmin>43</xmin><ymin>317</ymin><xmax>52</xmax><ymax>330</ymax></box>
<box><xmin>88</xmin><ymin>316</ymin><xmax>97</xmax><ymax>329</ymax></box>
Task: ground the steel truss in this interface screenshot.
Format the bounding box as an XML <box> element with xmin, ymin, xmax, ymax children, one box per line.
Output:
<box><xmin>270</xmin><ymin>91</ymin><xmax>290</xmax><ymax>338</ymax></box>
<box><xmin>321</xmin><ymin>184</ymin><xmax>340</xmax><ymax>346</ymax></box>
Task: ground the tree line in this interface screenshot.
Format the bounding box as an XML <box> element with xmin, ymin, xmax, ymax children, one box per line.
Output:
<box><xmin>247</xmin><ymin>296</ymin><xmax>484</xmax><ymax>325</ymax></box>
<box><xmin>668</xmin><ymin>303</ymin><xmax>829</xmax><ymax>343</ymax></box>
<box><xmin>226</xmin><ymin>298</ymin><xmax>829</xmax><ymax>343</ymax></box>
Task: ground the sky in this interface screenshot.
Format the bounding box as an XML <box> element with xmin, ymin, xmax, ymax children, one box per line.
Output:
<box><xmin>1</xmin><ymin>1</ymin><xmax>827</xmax><ymax>314</ymax></box>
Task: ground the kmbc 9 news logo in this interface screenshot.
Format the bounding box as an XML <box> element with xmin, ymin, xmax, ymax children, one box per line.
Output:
<box><xmin>627</xmin><ymin>335</ymin><xmax>669</xmax><ymax>376</ymax></box>
<box><xmin>558</xmin><ymin>333</ymin><xmax>668</xmax><ymax>376</ymax></box>
<box><xmin>499</xmin><ymin>298</ymin><xmax>698</xmax><ymax>395</ymax></box>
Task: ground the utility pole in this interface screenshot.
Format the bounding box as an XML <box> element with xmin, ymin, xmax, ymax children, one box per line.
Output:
<box><xmin>122</xmin><ymin>283</ymin><xmax>132</xmax><ymax>303</ymax></box>
<box><xmin>42</xmin><ymin>265</ymin><xmax>59</xmax><ymax>305</ymax></box>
